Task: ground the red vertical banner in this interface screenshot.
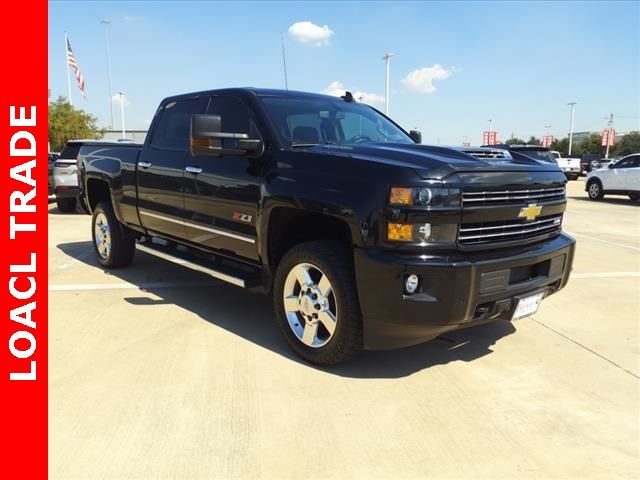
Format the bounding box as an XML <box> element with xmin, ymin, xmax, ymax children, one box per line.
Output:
<box><xmin>0</xmin><ymin>1</ymin><xmax>48</xmax><ymax>478</ymax></box>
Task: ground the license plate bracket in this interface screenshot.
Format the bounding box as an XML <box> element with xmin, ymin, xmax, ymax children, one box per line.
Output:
<box><xmin>511</xmin><ymin>292</ymin><xmax>544</xmax><ymax>320</ymax></box>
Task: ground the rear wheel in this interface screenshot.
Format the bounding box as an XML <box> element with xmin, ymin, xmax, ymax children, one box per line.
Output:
<box><xmin>273</xmin><ymin>241</ymin><xmax>363</xmax><ymax>365</ymax></box>
<box><xmin>587</xmin><ymin>180</ymin><xmax>604</xmax><ymax>200</ymax></box>
<box><xmin>91</xmin><ymin>202</ymin><xmax>136</xmax><ymax>268</ymax></box>
<box><xmin>56</xmin><ymin>196</ymin><xmax>76</xmax><ymax>212</ymax></box>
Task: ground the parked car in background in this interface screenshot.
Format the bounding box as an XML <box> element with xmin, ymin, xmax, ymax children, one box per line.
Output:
<box><xmin>54</xmin><ymin>140</ymin><xmax>95</xmax><ymax>212</ymax></box>
<box><xmin>590</xmin><ymin>157</ymin><xmax>615</xmax><ymax>171</ymax></box>
<box><xmin>551</xmin><ymin>150</ymin><xmax>581</xmax><ymax>180</ymax></box>
<box><xmin>581</xmin><ymin>153</ymin><xmax>601</xmax><ymax>174</ymax></box>
<box><xmin>48</xmin><ymin>152</ymin><xmax>59</xmax><ymax>195</ymax></box>
<box><xmin>586</xmin><ymin>154</ymin><xmax>640</xmax><ymax>201</ymax></box>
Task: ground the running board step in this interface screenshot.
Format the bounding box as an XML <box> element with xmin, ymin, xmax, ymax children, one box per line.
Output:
<box><xmin>136</xmin><ymin>241</ymin><xmax>260</xmax><ymax>288</ymax></box>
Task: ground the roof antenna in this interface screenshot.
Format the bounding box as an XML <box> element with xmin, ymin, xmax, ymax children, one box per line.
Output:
<box><xmin>280</xmin><ymin>33</ymin><xmax>288</xmax><ymax>90</ymax></box>
<box><xmin>341</xmin><ymin>91</ymin><xmax>354</xmax><ymax>103</ymax></box>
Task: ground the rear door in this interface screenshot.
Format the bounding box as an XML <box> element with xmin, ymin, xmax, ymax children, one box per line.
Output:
<box><xmin>137</xmin><ymin>96</ymin><xmax>206</xmax><ymax>240</ymax></box>
<box><xmin>183</xmin><ymin>95</ymin><xmax>263</xmax><ymax>262</ymax></box>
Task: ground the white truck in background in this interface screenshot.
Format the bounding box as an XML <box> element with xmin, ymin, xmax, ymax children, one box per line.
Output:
<box><xmin>551</xmin><ymin>151</ymin><xmax>581</xmax><ymax>181</ymax></box>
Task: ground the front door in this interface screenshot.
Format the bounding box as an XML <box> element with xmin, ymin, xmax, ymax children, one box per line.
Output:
<box><xmin>608</xmin><ymin>156</ymin><xmax>636</xmax><ymax>190</ymax></box>
<box><xmin>183</xmin><ymin>95</ymin><xmax>264</xmax><ymax>262</ymax></box>
<box><xmin>137</xmin><ymin>96</ymin><xmax>206</xmax><ymax>240</ymax></box>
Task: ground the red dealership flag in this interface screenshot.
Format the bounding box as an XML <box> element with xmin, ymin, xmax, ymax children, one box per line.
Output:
<box><xmin>483</xmin><ymin>131</ymin><xmax>498</xmax><ymax>145</ymax></box>
<box><xmin>601</xmin><ymin>130</ymin><xmax>616</xmax><ymax>147</ymax></box>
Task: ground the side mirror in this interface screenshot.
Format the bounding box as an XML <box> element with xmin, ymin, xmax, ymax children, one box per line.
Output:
<box><xmin>608</xmin><ymin>163</ymin><xmax>614</xmax><ymax>169</ymax></box>
<box><xmin>409</xmin><ymin>130</ymin><xmax>422</xmax><ymax>144</ymax></box>
<box><xmin>190</xmin><ymin>114</ymin><xmax>263</xmax><ymax>157</ymax></box>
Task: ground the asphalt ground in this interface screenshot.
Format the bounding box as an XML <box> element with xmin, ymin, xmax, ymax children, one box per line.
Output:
<box><xmin>49</xmin><ymin>179</ymin><xmax>639</xmax><ymax>479</ymax></box>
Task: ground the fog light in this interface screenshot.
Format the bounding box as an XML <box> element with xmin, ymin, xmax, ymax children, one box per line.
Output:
<box><xmin>405</xmin><ymin>274</ymin><xmax>419</xmax><ymax>294</ymax></box>
<box><xmin>415</xmin><ymin>223</ymin><xmax>431</xmax><ymax>242</ymax></box>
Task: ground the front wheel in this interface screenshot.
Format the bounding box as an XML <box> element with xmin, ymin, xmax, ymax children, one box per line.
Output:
<box><xmin>587</xmin><ymin>180</ymin><xmax>604</xmax><ymax>200</ymax></box>
<box><xmin>273</xmin><ymin>241</ymin><xmax>363</xmax><ymax>365</ymax></box>
<box><xmin>91</xmin><ymin>202</ymin><xmax>136</xmax><ymax>268</ymax></box>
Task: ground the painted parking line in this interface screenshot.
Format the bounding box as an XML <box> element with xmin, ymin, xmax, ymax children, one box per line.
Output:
<box><xmin>569</xmin><ymin>233</ymin><xmax>640</xmax><ymax>252</ymax></box>
<box><xmin>49</xmin><ymin>280</ymin><xmax>222</xmax><ymax>291</ymax></box>
<box><xmin>571</xmin><ymin>272</ymin><xmax>640</xmax><ymax>279</ymax></box>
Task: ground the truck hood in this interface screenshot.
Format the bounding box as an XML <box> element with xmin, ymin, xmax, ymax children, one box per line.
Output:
<box><xmin>304</xmin><ymin>143</ymin><xmax>563</xmax><ymax>179</ymax></box>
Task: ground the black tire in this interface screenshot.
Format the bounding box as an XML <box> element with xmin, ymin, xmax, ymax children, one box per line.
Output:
<box><xmin>273</xmin><ymin>241</ymin><xmax>363</xmax><ymax>366</ymax></box>
<box><xmin>91</xmin><ymin>202</ymin><xmax>136</xmax><ymax>268</ymax></box>
<box><xmin>629</xmin><ymin>194</ymin><xmax>640</xmax><ymax>202</ymax></box>
<box><xmin>56</xmin><ymin>196</ymin><xmax>76</xmax><ymax>212</ymax></box>
<box><xmin>587</xmin><ymin>179</ymin><xmax>604</xmax><ymax>200</ymax></box>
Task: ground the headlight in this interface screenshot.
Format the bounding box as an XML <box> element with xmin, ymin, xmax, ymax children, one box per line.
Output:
<box><xmin>389</xmin><ymin>186</ymin><xmax>461</xmax><ymax>208</ymax></box>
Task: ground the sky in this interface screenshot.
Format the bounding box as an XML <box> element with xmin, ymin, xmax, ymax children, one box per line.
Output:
<box><xmin>48</xmin><ymin>1</ymin><xmax>640</xmax><ymax>145</ymax></box>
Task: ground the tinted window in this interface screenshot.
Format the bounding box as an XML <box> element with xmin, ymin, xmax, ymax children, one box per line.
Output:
<box><xmin>206</xmin><ymin>96</ymin><xmax>259</xmax><ymax>137</ymax></box>
<box><xmin>60</xmin><ymin>143</ymin><xmax>81</xmax><ymax>159</ymax></box>
<box><xmin>514</xmin><ymin>149</ymin><xmax>556</xmax><ymax>163</ymax></box>
<box><xmin>615</xmin><ymin>157</ymin><xmax>638</xmax><ymax>168</ymax></box>
<box><xmin>152</xmin><ymin>98</ymin><xmax>201</xmax><ymax>150</ymax></box>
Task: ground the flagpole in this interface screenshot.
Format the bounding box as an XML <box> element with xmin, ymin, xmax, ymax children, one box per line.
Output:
<box><xmin>65</xmin><ymin>32</ymin><xmax>73</xmax><ymax>105</ymax></box>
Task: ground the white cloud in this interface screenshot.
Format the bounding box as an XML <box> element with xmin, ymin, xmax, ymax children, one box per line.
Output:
<box><xmin>288</xmin><ymin>21</ymin><xmax>334</xmax><ymax>46</ymax></box>
<box><xmin>112</xmin><ymin>94</ymin><xmax>130</xmax><ymax>107</ymax></box>
<box><xmin>322</xmin><ymin>81</ymin><xmax>385</xmax><ymax>106</ymax></box>
<box><xmin>401</xmin><ymin>64</ymin><xmax>454</xmax><ymax>94</ymax></box>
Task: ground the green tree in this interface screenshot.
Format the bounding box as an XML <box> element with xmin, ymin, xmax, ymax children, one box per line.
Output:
<box><xmin>526</xmin><ymin>136</ymin><xmax>541</xmax><ymax>145</ymax></box>
<box><xmin>549</xmin><ymin>137</ymin><xmax>569</xmax><ymax>155</ymax></box>
<box><xmin>613</xmin><ymin>131</ymin><xmax>640</xmax><ymax>157</ymax></box>
<box><xmin>505</xmin><ymin>137</ymin><xmax>525</xmax><ymax>145</ymax></box>
<box><xmin>574</xmin><ymin>133</ymin><xmax>604</xmax><ymax>156</ymax></box>
<box><xmin>48</xmin><ymin>97</ymin><xmax>104</xmax><ymax>152</ymax></box>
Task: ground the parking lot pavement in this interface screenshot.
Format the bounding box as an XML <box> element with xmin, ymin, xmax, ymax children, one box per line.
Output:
<box><xmin>49</xmin><ymin>181</ymin><xmax>639</xmax><ymax>479</ymax></box>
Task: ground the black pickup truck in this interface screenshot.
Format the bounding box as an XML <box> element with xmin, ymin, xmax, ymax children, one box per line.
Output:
<box><xmin>79</xmin><ymin>88</ymin><xmax>575</xmax><ymax>365</ymax></box>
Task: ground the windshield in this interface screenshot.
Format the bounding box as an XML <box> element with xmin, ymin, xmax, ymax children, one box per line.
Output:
<box><xmin>260</xmin><ymin>96</ymin><xmax>413</xmax><ymax>148</ymax></box>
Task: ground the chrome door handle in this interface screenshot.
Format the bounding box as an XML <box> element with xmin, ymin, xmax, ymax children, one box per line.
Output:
<box><xmin>185</xmin><ymin>166</ymin><xmax>203</xmax><ymax>174</ymax></box>
<box><xmin>138</xmin><ymin>161</ymin><xmax>152</xmax><ymax>168</ymax></box>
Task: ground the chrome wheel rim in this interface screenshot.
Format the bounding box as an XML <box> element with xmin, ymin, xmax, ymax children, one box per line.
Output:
<box><xmin>283</xmin><ymin>263</ymin><xmax>337</xmax><ymax>348</ymax></box>
<box><xmin>94</xmin><ymin>213</ymin><xmax>111</xmax><ymax>259</ymax></box>
<box><xmin>589</xmin><ymin>183</ymin><xmax>599</xmax><ymax>198</ymax></box>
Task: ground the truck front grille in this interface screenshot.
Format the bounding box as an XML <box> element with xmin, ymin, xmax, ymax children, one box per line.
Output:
<box><xmin>459</xmin><ymin>214</ymin><xmax>563</xmax><ymax>246</ymax></box>
<box><xmin>462</xmin><ymin>186</ymin><xmax>565</xmax><ymax>206</ymax></box>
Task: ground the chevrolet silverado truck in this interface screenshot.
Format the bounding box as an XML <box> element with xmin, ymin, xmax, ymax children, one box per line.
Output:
<box><xmin>78</xmin><ymin>88</ymin><xmax>575</xmax><ymax>365</ymax></box>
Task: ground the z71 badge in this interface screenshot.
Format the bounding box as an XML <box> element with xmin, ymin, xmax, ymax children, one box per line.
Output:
<box><xmin>233</xmin><ymin>212</ymin><xmax>252</xmax><ymax>223</ymax></box>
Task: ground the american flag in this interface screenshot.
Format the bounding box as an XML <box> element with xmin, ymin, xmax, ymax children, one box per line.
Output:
<box><xmin>66</xmin><ymin>36</ymin><xmax>86</xmax><ymax>99</ymax></box>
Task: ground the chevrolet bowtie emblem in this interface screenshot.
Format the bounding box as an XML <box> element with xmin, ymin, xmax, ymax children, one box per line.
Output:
<box><xmin>519</xmin><ymin>203</ymin><xmax>542</xmax><ymax>221</ymax></box>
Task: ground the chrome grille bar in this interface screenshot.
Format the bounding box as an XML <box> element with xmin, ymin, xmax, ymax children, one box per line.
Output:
<box><xmin>462</xmin><ymin>186</ymin><xmax>565</xmax><ymax>206</ymax></box>
<box><xmin>459</xmin><ymin>214</ymin><xmax>562</xmax><ymax>244</ymax></box>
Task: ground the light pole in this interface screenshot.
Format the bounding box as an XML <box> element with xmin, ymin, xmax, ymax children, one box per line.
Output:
<box><xmin>117</xmin><ymin>91</ymin><xmax>126</xmax><ymax>139</ymax></box>
<box><xmin>567</xmin><ymin>102</ymin><xmax>576</xmax><ymax>155</ymax></box>
<box><xmin>101</xmin><ymin>19</ymin><xmax>114</xmax><ymax>129</ymax></box>
<box><xmin>382</xmin><ymin>52</ymin><xmax>394</xmax><ymax>115</ymax></box>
